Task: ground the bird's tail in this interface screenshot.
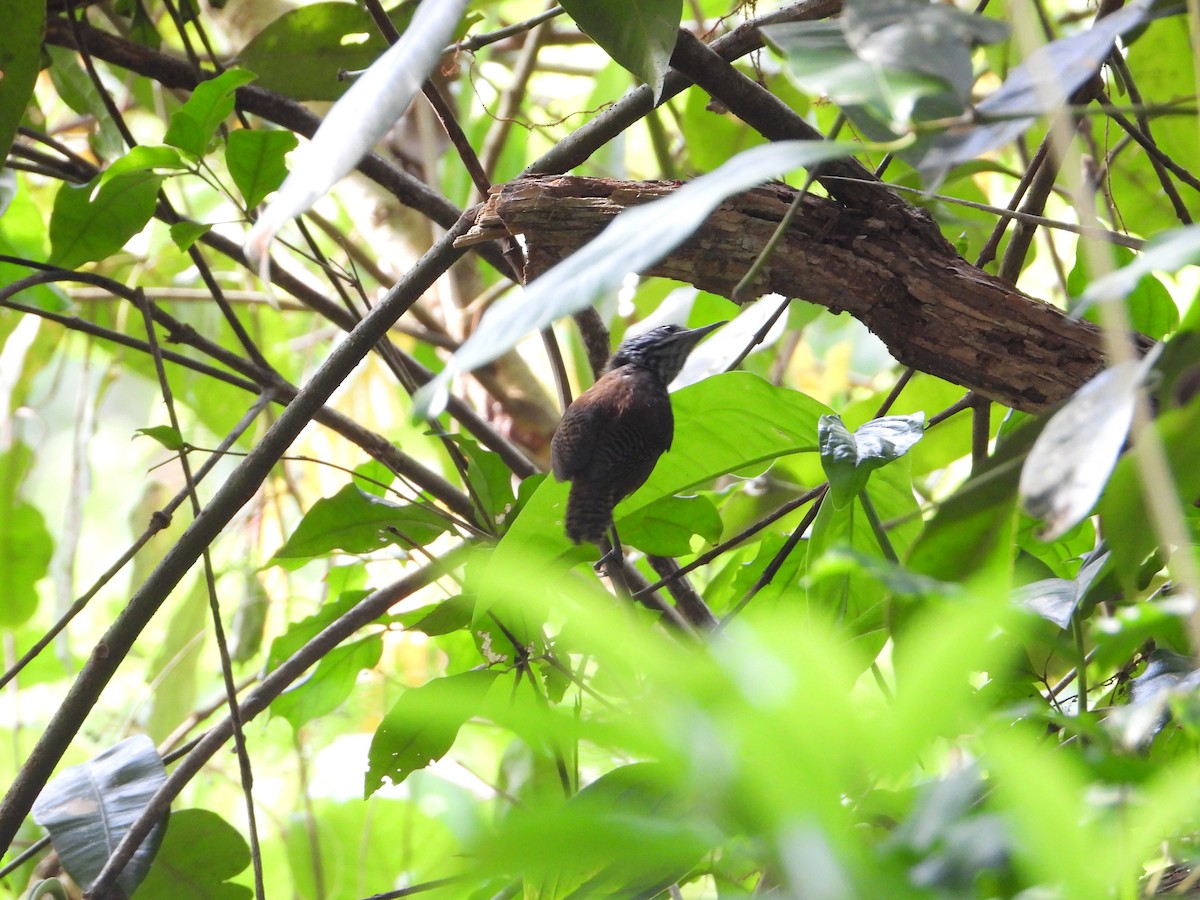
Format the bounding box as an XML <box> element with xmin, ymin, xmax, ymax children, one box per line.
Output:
<box><xmin>564</xmin><ymin>482</ymin><xmax>615</xmax><ymax>545</ymax></box>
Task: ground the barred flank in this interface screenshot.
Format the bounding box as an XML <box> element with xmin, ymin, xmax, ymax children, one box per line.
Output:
<box><xmin>564</xmin><ymin>482</ymin><xmax>615</xmax><ymax>545</ymax></box>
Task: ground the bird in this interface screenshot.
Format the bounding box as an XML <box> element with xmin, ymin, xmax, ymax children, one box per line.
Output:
<box><xmin>550</xmin><ymin>321</ymin><xmax>724</xmax><ymax>552</ymax></box>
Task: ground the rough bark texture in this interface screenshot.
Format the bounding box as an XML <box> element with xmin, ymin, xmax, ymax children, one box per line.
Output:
<box><xmin>458</xmin><ymin>176</ymin><xmax>1115</xmax><ymax>414</ymax></box>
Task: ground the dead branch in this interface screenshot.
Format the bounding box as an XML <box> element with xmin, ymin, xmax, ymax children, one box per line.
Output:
<box><xmin>459</xmin><ymin>175</ymin><xmax>1120</xmax><ymax>414</ymax></box>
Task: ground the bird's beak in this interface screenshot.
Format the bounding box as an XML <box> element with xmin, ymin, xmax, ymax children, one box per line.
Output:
<box><xmin>674</xmin><ymin>320</ymin><xmax>725</xmax><ymax>345</ymax></box>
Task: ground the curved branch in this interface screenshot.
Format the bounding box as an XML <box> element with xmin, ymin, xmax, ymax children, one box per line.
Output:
<box><xmin>0</xmin><ymin>219</ymin><xmax>475</xmax><ymax>855</ymax></box>
<box><xmin>462</xmin><ymin>176</ymin><xmax>1120</xmax><ymax>413</ymax></box>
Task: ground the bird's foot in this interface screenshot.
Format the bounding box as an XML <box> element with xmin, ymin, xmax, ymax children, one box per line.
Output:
<box><xmin>594</xmin><ymin>545</ymin><xmax>622</xmax><ymax>576</ymax></box>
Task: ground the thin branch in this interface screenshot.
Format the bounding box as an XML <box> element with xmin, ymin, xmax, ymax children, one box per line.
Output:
<box><xmin>88</xmin><ymin>546</ymin><xmax>473</xmax><ymax>898</ymax></box>
<box><xmin>0</xmin><ymin>216</ymin><xmax>477</xmax><ymax>853</ymax></box>
<box><xmin>448</xmin><ymin>6</ymin><xmax>564</xmax><ymax>54</ymax></box>
<box><xmin>0</xmin><ymin>266</ymin><xmax>484</xmax><ymax>521</ymax></box>
<box><xmin>135</xmin><ymin>289</ymin><xmax>266</xmax><ymax>899</ymax></box>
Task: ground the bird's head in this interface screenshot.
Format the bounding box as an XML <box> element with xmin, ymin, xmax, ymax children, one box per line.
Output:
<box><xmin>607</xmin><ymin>321</ymin><xmax>725</xmax><ymax>385</ymax></box>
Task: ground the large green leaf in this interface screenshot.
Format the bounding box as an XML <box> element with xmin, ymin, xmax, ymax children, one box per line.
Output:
<box><xmin>272</xmin><ymin>484</ymin><xmax>451</xmax><ymax>560</ymax></box>
<box><xmin>237</xmin><ymin>1</ymin><xmax>418</xmax><ymax>102</ymax></box>
<box><xmin>271</xmin><ymin>634</ymin><xmax>383</xmax><ymax>729</ymax></box>
<box><xmin>618</xmin><ymin>494</ymin><xmax>722</xmax><ymax>556</ymax></box>
<box><xmin>283</xmin><ymin>798</ymin><xmax>459</xmax><ymax>898</ymax></box>
<box><xmin>31</xmin><ymin>736</ymin><xmax>168</xmax><ymax>899</ymax></box>
<box><xmin>137</xmin><ymin>809</ymin><xmax>251</xmax><ymax>900</ymax></box>
<box><xmin>0</xmin><ymin>0</ymin><xmax>44</xmax><ymax>165</ymax></box>
<box><xmin>365</xmin><ymin>669</ymin><xmax>499</xmax><ymax>796</ymax></box>
<box><xmin>445</xmin><ymin>433</ymin><xmax>517</xmax><ymax>531</ymax></box>
<box><xmin>98</xmin><ymin>144</ymin><xmax>188</xmax><ymax>186</ymax></box>
<box><xmin>485</xmin><ymin>763</ymin><xmax>709</xmax><ymax>897</ymax></box>
<box><xmin>806</xmin><ymin>458</ymin><xmax>923</xmax><ymax>653</ymax></box>
<box><xmin>629</xmin><ymin>372</ymin><xmax>830</xmax><ymax>509</ymax></box>
<box><xmin>48</xmin><ymin>171</ymin><xmax>164</xmax><ymax>269</ymax></box>
<box><xmin>764</xmin><ymin>0</ymin><xmax>1005</xmax><ymax>131</ymax></box>
<box><xmin>1019</xmin><ymin>351</ymin><xmax>1158</xmax><ymax>541</ymax></box>
<box><xmin>1013</xmin><ymin>552</ymin><xmax>1109</xmax><ymax>630</ymax></box>
<box><xmin>1098</xmin><ymin>391</ymin><xmax>1200</xmax><ymax>592</ymax></box>
<box><xmin>907</xmin><ymin>419</ymin><xmax>1044</xmax><ymax>585</ymax></box>
<box><xmin>0</xmin><ymin>442</ymin><xmax>53</xmax><ymax>627</ymax></box>
<box><xmin>1070</xmin><ymin>244</ymin><xmax>1179</xmax><ymax>340</ymax></box>
<box><xmin>0</xmin><ymin>175</ymin><xmax>67</xmax><ymax>313</ymax></box>
<box><xmin>1079</xmin><ymin>223</ymin><xmax>1200</xmax><ymax>310</ymax></box>
<box><xmin>560</xmin><ymin>0</ymin><xmax>682</xmax><ymax>100</ymax></box>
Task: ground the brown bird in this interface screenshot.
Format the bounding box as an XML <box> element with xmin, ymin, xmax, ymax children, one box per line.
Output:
<box><xmin>550</xmin><ymin>321</ymin><xmax>724</xmax><ymax>549</ymax></box>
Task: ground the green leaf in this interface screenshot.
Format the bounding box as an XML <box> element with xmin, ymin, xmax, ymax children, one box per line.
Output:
<box><xmin>487</xmin><ymin>762</ymin><xmax>708</xmax><ymax>897</ymax></box>
<box><xmin>145</xmin><ymin>579</ymin><xmax>208</xmax><ymax>743</ymax></box>
<box><xmin>819</xmin><ymin>413</ymin><xmax>925</xmax><ymax>509</ymax></box>
<box><xmin>560</xmin><ymin>0</ymin><xmax>682</xmax><ymax>100</ymax></box>
<box><xmin>365</xmin><ymin>669</ymin><xmax>499</xmax><ymax>796</ymax></box>
<box><xmin>137</xmin><ymin>809</ymin><xmax>251</xmax><ymax>900</ymax></box>
<box><xmin>914</xmin><ymin>0</ymin><xmax>1157</xmax><ymax>183</ymax></box>
<box><xmin>406</xmin><ymin>594</ymin><xmax>474</xmax><ymax>636</ymax></box>
<box><xmin>444</xmin><ymin>434</ymin><xmax>517</xmax><ymax>529</ymax></box>
<box><xmin>907</xmin><ymin>418</ymin><xmax>1041</xmax><ymax>585</ymax></box>
<box><xmin>168</xmin><ymin>221</ymin><xmax>211</xmax><ymax>252</ymax></box>
<box><xmin>237</xmin><ymin>1</ymin><xmax>419</xmax><ymax>102</ymax></box>
<box><xmin>1012</xmin><ymin>552</ymin><xmax>1109</xmax><ymax>629</ymax></box>
<box><xmin>886</xmin><ymin>592</ymin><xmax>1024</xmax><ymax>768</ymax></box>
<box><xmin>1098</xmin><ymin>391</ymin><xmax>1200</xmax><ymax>593</ymax></box>
<box><xmin>267</xmin><ymin>591</ymin><xmax>366</xmax><ymax>672</ymax></box>
<box><xmin>765</xmin><ymin>0</ymin><xmax>1006</xmax><ymax>132</ymax></box>
<box><xmin>348</xmin><ymin>458</ymin><xmax>394</xmax><ymax>497</ymax></box>
<box><xmin>48</xmin><ymin>171</ymin><xmax>164</xmax><ymax>269</ymax></box>
<box><xmin>271</xmin><ymin>635</ymin><xmax>383</xmax><ymax>729</ymax></box>
<box><xmin>618</xmin><ymin>494</ymin><xmax>722</xmax><ymax>556</ymax></box>
<box><xmin>624</xmin><ymin>373</ymin><xmax>829</xmax><ymax>516</ymax></box>
<box><xmin>1071</xmin><ymin>245</ymin><xmax>1179</xmax><ymax>340</ymax></box>
<box><xmin>98</xmin><ymin>144</ymin><xmax>188</xmax><ymax>187</ymax></box>
<box><xmin>413</xmin><ymin>140</ymin><xmax>861</xmax><ymax>417</ymax></box>
<box><xmin>841</xmin><ymin>0</ymin><xmax>1007</xmax><ymax>101</ymax></box>
<box><xmin>164</xmin><ymin>68</ymin><xmax>257</xmax><ymax>156</ymax></box>
<box><xmin>0</xmin><ymin>443</ymin><xmax>53</xmax><ymax>628</ymax></box>
<box><xmin>283</xmin><ymin>798</ymin><xmax>458</xmax><ymax>898</ymax></box>
<box><xmin>0</xmin><ymin>174</ymin><xmax>67</xmax><ymax>313</ymax></box>
<box><xmin>806</xmin><ymin>458</ymin><xmax>923</xmax><ymax>652</ymax></box>
<box><xmin>1019</xmin><ymin>353</ymin><xmax>1157</xmax><ymax>541</ymax></box>
<box><xmin>225</xmin><ymin>128</ymin><xmax>298</xmax><ymax>208</ymax></box>
<box><xmin>31</xmin><ymin>736</ymin><xmax>168</xmax><ymax>899</ymax></box>
<box><xmin>0</xmin><ymin>1</ymin><xmax>45</xmax><ymax>164</ymax></box>
<box><xmin>273</xmin><ymin>484</ymin><xmax>450</xmax><ymax>559</ymax></box>
<box><xmin>1080</xmin><ymin>223</ymin><xmax>1200</xmax><ymax>311</ymax></box>
<box><xmin>134</xmin><ymin>425</ymin><xmax>185</xmax><ymax>451</ymax></box>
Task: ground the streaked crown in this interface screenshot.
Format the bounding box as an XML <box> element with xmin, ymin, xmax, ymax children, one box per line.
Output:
<box><xmin>606</xmin><ymin>321</ymin><xmax>724</xmax><ymax>385</ymax></box>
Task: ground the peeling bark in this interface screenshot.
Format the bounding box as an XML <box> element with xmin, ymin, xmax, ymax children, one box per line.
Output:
<box><xmin>458</xmin><ymin>175</ymin><xmax>1118</xmax><ymax>414</ymax></box>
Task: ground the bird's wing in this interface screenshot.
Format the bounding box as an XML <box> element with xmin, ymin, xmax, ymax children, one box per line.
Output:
<box><xmin>550</xmin><ymin>400</ymin><xmax>601</xmax><ymax>481</ymax></box>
